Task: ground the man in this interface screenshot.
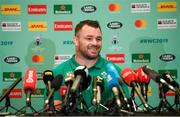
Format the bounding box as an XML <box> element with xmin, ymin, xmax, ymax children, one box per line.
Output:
<box><xmin>52</xmin><ymin>20</ymin><xmax>130</xmax><ymax>114</ymax></box>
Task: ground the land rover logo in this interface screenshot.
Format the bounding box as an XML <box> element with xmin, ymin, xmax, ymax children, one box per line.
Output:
<box><xmin>107</xmin><ymin>21</ymin><xmax>122</xmax><ymax>29</ymax></box>
<box><xmin>4</xmin><ymin>56</ymin><xmax>20</xmax><ymax>64</ymax></box>
<box><xmin>81</xmin><ymin>5</ymin><xmax>96</xmax><ymax>13</ymax></box>
<box><xmin>159</xmin><ymin>54</ymin><xmax>175</xmax><ymax>62</ymax></box>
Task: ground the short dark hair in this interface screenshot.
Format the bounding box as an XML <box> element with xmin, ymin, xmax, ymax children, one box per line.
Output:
<box><xmin>75</xmin><ymin>20</ymin><xmax>102</xmax><ymax>36</ymax></box>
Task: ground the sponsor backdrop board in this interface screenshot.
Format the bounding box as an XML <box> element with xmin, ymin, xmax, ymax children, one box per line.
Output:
<box><xmin>0</xmin><ymin>0</ymin><xmax>179</xmax><ymax>113</ymax></box>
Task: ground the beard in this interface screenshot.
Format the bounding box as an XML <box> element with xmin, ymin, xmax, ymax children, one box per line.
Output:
<box><xmin>77</xmin><ymin>45</ymin><xmax>101</xmax><ymax>60</ymax></box>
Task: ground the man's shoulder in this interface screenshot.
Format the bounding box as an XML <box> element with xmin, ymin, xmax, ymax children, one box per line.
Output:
<box><xmin>54</xmin><ymin>59</ymin><xmax>72</xmax><ymax>70</ymax></box>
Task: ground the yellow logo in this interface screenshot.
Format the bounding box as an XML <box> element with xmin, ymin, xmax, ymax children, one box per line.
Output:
<box><xmin>28</xmin><ymin>22</ymin><xmax>47</xmax><ymax>31</ymax></box>
<box><xmin>157</xmin><ymin>2</ymin><xmax>176</xmax><ymax>12</ymax></box>
<box><xmin>1</xmin><ymin>5</ymin><xmax>21</xmax><ymax>15</ymax></box>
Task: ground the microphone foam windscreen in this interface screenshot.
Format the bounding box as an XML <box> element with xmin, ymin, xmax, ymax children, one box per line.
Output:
<box><xmin>24</xmin><ymin>68</ymin><xmax>37</xmax><ymax>94</ymax></box>
<box><xmin>52</xmin><ymin>74</ymin><xmax>63</xmax><ymax>90</ymax></box>
<box><xmin>43</xmin><ymin>70</ymin><xmax>54</xmax><ymax>84</ymax></box>
<box><xmin>106</xmin><ymin>63</ymin><xmax>120</xmax><ymax>89</ymax></box>
<box><xmin>137</xmin><ymin>66</ymin><xmax>150</xmax><ymax>84</ymax></box>
<box><xmin>121</xmin><ymin>68</ymin><xmax>136</xmax><ymax>86</ymax></box>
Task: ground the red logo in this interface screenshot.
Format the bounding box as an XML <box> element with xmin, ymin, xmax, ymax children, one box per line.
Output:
<box><xmin>54</xmin><ymin>21</ymin><xmax>73</xmax><ymax>31</ymax></box>
<box><xmin>3</xmin><ymin>89</ymin><xmax>22</xmax><ymax>98</ymax></box>
<box><xmin>106</xmin><ymin>54</ymin><xmax>125</xmax><ymax>63</ymax></box>
<box><xmin>135</xmin><ymin>20</ymin><xmax>147</xmax><ymax>28</ymax></box>
<box><xmin>28</xmin><ymin>5</ymin><xmax>47</xmax><ymax>14</ymax></box>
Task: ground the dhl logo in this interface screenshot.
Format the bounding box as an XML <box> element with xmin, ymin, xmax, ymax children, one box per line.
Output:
<box><xmin>1</xmin><ymin>5</ymin><xmax>21</xmax><ymax>15</ymax></box>
<box><xmin>157</xmin><ymin>2</ymin><xmax>176</xmax><ymax>12</ymax></box>
<box><xmin>28</xmin><ymin>22</ymin><xmax>47</xmax><ymax>31</ymax></box>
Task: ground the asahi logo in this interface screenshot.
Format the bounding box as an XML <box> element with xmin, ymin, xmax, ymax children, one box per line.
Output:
<box><xmin>81</xmin><ymin>5</ymin><xmax>96</xmax><ymax>13</ymax></box>
<box><xmin>159</xmin><ymin>53</ymin><xmax>175</xmax><ymax>62</ymax></box>
<box><xmin>4</xmin><ymin>56</ymin><xmax>20</xmax><ymax>64</ymax></box>
<box><xmin>107</xmin><ymin>21</ymin><xmax>122</xmax><ymax>29</ymax></box>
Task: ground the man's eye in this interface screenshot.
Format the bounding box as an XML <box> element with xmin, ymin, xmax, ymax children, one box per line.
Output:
<box><xmin>96</xmin><ymin>38</ymin><xmax>102</xmax><ymax>41</ymax></box>
<box><xmin>86</xmin><ymin>37</ymin><xmax>92</xmax><ymax>40</ymax></box>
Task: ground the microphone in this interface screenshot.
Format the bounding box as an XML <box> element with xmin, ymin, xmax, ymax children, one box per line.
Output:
<box><xmin>70</xmin><ymin>66</ymin><xmax>91</xmax><ymax>93</ymax></box>
<box><xmin>121</xmin><ymin>68</ymin><xmax>150</xmax><ymax>111</ymax></box>
<box><xmin>142</xmin><ymin>65</ymin><xmax>180</xmax><ymax>96</ymax></box>
<box><xmin>45</xmin><ymin>74</ymin><xmax>63</xmax><ymax>104</ymax></box>
<box><xmin>23</xmin><ymin>68</ymin><xmax>37</xmax><ymax>102</ymax></box>
<box><xmin>96</xmin><ymin>76</ymin><xmax>104</xmax><ymax>104</ymax></box>
<box><xmin>106</xmin><ymin>63</ymin><xmax>122</xmax><ymax>107</ymax></box>
<box><xmin>0</xmin><ymin>78</ymin><xmax>22</xmax><ymax>102</ymax></box>
<box><xmin>92</xmin><ymin>77</ymin><xmax>98</xmax><ymax>105</ymax></box>
<box><xmin>43</xmin><ymin>70</ymin><xmax>54</xmax><ymax>94</ymax></box>
<box><xmin>60</xmin><ymin>86</ymin><xmax>68</xmax><ymax>98</ymax></box>
<box><xmin>136</xmin><ymin>66</ymin><xmax>151</xmax><ymax>102</ymax></box>
<box><xmin>64</xmin><ymin>73</ymin><xmax>74</xmax><ymax>104</ymax></box>
<box><xmin>92</xmin><ymin>76</ymin><xmax>104</xmax><ymax>105</ymax></box>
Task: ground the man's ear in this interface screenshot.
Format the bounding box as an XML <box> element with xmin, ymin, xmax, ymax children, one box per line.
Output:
<box><xmin>73</xmin><ymin>36</ymin><xmax>78</xmax><ymax>46</ymax></box>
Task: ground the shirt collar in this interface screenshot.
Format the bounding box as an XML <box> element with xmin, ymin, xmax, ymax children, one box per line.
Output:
<box><xmin>70</xmin><ymin>54</ymin><xmax>104</xmax><ymax>70</ymax></box>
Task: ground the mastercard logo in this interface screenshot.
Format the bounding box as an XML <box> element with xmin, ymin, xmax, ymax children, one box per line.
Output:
<box><xmin>108</xmin><ymin>3</ymin><xmax>120</xmax><ymax>12</ymax></box>
<box><xmin>135</xmin><ymin>20</ymin><xmax>147</xmax><ymax>28</ymax></box>
<box><xmin>32</xmin><ymin>55</ymin><xmax>44</xmax><ymax>62</ymax></box>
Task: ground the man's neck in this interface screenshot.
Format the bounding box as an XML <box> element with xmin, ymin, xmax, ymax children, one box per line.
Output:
<box><xmin>75</xmin><ymin>54</ymin><xmax>98</xmax><ymax>68</ymax></box>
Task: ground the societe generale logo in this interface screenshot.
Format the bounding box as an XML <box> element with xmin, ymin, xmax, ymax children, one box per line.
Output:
<box><xmin>54</xmin><ymin>21</ymin><xmax>73</xmax><ymax>31</ymax></box>
<box><xmin>157</xmin><ymin>2</ymin><xmax>177</xmax><ymax>12</ymax></box>
<box><xmin>106</xmin><ymin>54</ymin><xmax>125</xmax><ymax>63</ymax></box>
<box><xmin>28</xmin><ymin>21</ymin><xmax>47</xmax><ymax>31</ymax></box>
<box><xmin>1</xmin><ymin>4</ymin><xmax>21</xmax><ymax>15</ymax></box>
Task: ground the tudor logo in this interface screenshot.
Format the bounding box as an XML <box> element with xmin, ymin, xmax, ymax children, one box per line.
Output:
<box><xmin>107</xmin><ymin>21</ymin><xmax>123</xmax><ymax>29</ymax></box>
<box><xmin>81</xmin><ymin>5</ymin><xmax>96</xmax><ymax>13</ymax></box>
<box><xmin>159</xmin><ymin>53</ymin><xmax>175</xmax><ymax>62</ymax></box>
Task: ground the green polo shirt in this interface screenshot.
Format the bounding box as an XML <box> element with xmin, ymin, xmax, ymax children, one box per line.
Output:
<box><xmin>53</xmin><ymin>54</ymin><xmax>130</xmax><ymax>112</ymax></box>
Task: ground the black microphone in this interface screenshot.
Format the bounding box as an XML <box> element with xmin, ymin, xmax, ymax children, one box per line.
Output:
<box><xmin>45</xmin><ymin>74</ymin><xmax>63</xmax><ymax>104</ymax></box>
<box><xmin>70</xmin><ymin>66</ymin><xmax>91</xmax><ymax>93</ymax></box>
<box><xmin>142</xmin><ymin>65</ymin><xmax>180</xmax><ymax>96</ymax></box>
<box><xmin>0</xmin><ymin>78</ymin><xmax>22</xmax><ymax>102</ymax></box>
<box><xmin>43</xmin><ymin>70</ymin><xmax>54</xmax><ymax>94</ymax></box>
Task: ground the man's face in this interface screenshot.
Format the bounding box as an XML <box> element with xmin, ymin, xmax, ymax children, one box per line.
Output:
<box><xmin>74</xmin><ymin>25</ymin><xmax>102</xmax><ymax>60</ymax></box>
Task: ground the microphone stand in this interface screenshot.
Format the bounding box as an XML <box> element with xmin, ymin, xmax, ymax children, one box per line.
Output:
<box><xmin>75</xmin><ymin>85</ymin><xmax>89</xmax><ymax>115</ymax></box>
<box><xmin>154</xmin><ymin>83</ymin><xmax>177</xmax><ymax>113</ymax></box>
<box><xmin>0</xmin><ymin>96</ymin><xmax>19</xmax><ymax>114</ymax></box>
<box><xmin>137</xmin><ymin>83</ymin><xmax>153</xmax><ymax>111</ymax></box>
<box><xmin>15</xmin><ymin>92</ymin><xmax>38</xmax><ymax>116</ymax></box>
<box><xmin>131</xmin><ymin>87</ymin><xmax>138</xmax><ymax>111</ymax></box>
